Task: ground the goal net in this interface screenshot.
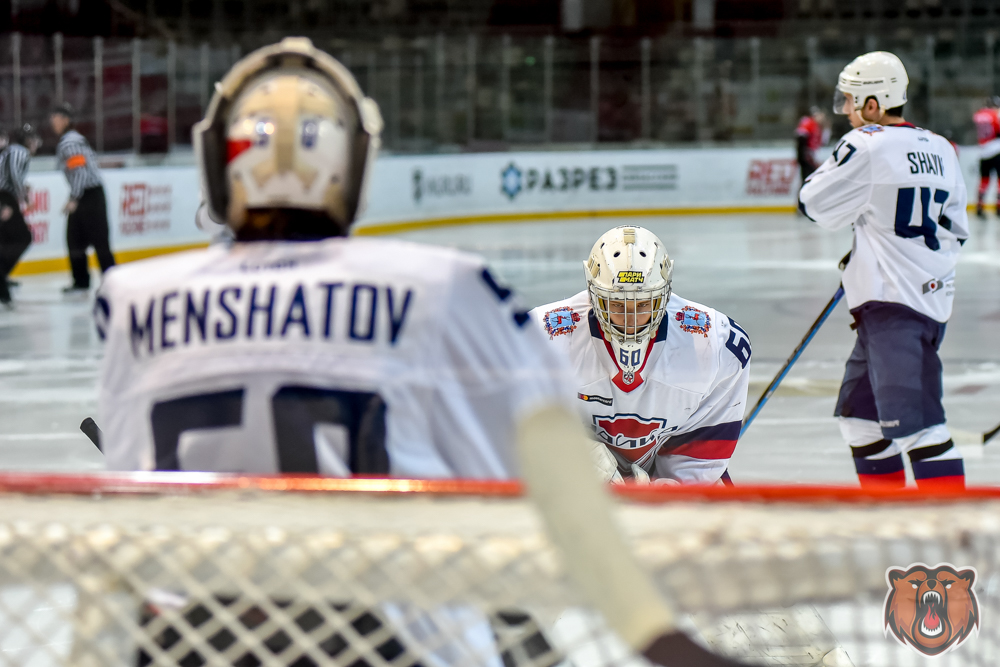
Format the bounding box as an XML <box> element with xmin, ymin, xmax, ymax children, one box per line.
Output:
<box><xmin>0</xmin><ymin>473</ymin><xmax>995</xmax><ymax>667</ymax></box>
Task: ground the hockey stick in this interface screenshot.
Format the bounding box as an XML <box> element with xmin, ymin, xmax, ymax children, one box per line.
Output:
<box><xmin>80</xmin><ymin>417</ymin><xmax>103</xmax><ymax>452</ymax></box>
<box><xmin>952</xmin><ymin>422</ymin><xmax>1000</xmax><ymax>446</ymax></box>
<box><xmin>517</xmin><ymin>405</ymin><xmax>748</xmax><ymax>667</ymax></box>
<box><xmin>740</xmin><ymin>284</ymin><xmax>845</xmax><ymax>438</ymax></box>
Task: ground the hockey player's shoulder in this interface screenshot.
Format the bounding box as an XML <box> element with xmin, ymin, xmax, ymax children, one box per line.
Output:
<box><xmin>836</xmin><ymin>125</ymin><xmax>885</xmax><ymax>150</ymax></box>
<box><xmin>530</xmin><ymin>291</ymin><xmax>591</xmax><ymax>341</ymax></box>
<box><xmin>666</xmin><ymin>294</ymin><xmax>751</xmax><ymax>370</ymax></box>
<box><xmin>101</xmin><ymin>245</ymin><xmax>227</xmax><ymax>294</ymax></box>
<box><xmin>665</xmin><ymin>294</ymin><xmax>719</xmax><ymax>344</ymax></box>
<box><xmin>351</xmin><ymin>236</ymin><xmax>495</xmax><ymax>283</ymax></box>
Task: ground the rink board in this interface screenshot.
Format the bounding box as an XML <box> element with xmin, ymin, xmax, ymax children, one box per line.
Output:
<box><xmin>12</xmin><ymin>144</ymin><xmax>990</xmax><ymax>275</ymax></box>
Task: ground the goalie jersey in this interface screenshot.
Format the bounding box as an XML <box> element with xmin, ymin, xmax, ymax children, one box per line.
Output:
<box><xmin>798</xmin><ymin>123</ymin><xmax>968</xmax><ymax>323</ymax></box>
<box><xmin>95</xmin><ymin>238</ymin><xmax>573</xmax><ymax>478</ymax></box>
<box><xmin>530</xmin><ymin>291</ymin><xmax>751</xmax><ymax>484</ymax></box>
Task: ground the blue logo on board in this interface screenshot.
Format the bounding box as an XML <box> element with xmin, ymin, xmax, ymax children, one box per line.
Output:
<box><xmin>501</xmin><ymin>163</ymin><xmax>522</xmax><ymax>199</ymax></box>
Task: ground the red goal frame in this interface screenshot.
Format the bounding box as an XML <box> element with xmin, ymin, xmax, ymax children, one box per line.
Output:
<box><xmin>0</xmin><ymin>471</ymin><xmax>995</xmax><ymax>504</ymax></box>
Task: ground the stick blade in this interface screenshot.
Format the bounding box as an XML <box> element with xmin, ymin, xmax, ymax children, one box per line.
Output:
<box><xmin>80</xmin><ymin>417</ymin><xmax>102</xmax><ymax>452</ymax></box>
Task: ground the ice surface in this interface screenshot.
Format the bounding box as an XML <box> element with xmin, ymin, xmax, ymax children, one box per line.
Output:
<box><xmin>3</xmin><ymin>212</ymin><xmax>1000</xmax><ymax>484</ymax></box>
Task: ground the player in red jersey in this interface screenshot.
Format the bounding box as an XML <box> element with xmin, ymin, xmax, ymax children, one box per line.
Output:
<box><xmin>973</xmin><ymin>96</ymin><xmax>1000</xmax><ymax>218</ymax></box>
<box><xmin>795</xmin><ymin>106</ymin><xmax>830</xmax><ymax>183</ymax></box>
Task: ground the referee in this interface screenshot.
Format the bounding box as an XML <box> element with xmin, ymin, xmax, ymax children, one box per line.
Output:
<box><xmin>50</xmin><ymin>104</ymin><xmax>115</xmax><ymax>293</ymax></box>
<box><xmin>0</xmin><ymin>124</ymin><xmax>40</xmax><ymax>307</ymax></box>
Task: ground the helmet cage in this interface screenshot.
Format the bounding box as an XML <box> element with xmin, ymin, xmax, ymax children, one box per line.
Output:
<box><xmin>588</xmin><ymin>281</ymin><xmax>670</xmax><ymax>348</ymax></box>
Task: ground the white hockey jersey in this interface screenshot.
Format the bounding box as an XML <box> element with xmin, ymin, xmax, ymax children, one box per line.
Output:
<box><xmin>95</xmin><ymin>237</ymin><xmax>574</xmax><ymax>478</ymax></box>
<box><xmin>530</xmin><ymin>290</ymin><xmax>751</xmax><ymax>484</ymax></box>
<box><xmin>798</xmin><ymin>123</ymin><xmax>969</xmax><ymax>323</ymax></box>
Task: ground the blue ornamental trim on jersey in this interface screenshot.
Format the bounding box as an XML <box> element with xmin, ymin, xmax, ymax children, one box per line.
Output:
<box><xmin>675</xmin><ymin>305</ymin><xmax>711</xmax><ymax>338</ymax></box>
<box><xmin>859</xmin><ymin>125</ymin><xmax>884</xmax><ymax>135</ymax></box>
<box><xmin>543</xmin><ymin>306</ymin><xmax>581</xmax><ymax>338</ymax></box>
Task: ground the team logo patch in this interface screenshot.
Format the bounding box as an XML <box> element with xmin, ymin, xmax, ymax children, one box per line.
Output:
<box><xmin>616</xmin><ymin>271</ymin><xmax>644</xmax><ymax>284</ymax></box>
<box><xmin>860</xmin><ymin>124</ymin><xmax>884</xmax><ymax>135</ymax></box>
<box><xmin>542</xmin><ymin>306</ymin><xmax>581</xmax><ymax>338</ymax></box>
<box><xmin>922</xmin><ymin>277</ymin><xmax>945</xmax><ymax>294</ymax></box>
<box><xmin>884</xmin><ymin>563</ymin><xmax>979</xmax><ymax>657</ymax></box>
<box><xmin>675</xmin><ymin>306</ymin><xmax>711</xmax><ymax>338</ymax></box>
<box><xmin>578</xmin><ymin>393</ymin><xmax>613</xmax><ymax>406</ymax></box>
<box><xmin>592</xmin><ymin>414</ymin><xmax>670</xmax><ymax>462</ymax></box>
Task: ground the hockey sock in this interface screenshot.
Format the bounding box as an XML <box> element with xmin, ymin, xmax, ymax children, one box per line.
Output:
<box><xmin>979</xmin><ymin>176</ymin><xmax>990</xmax><ymax>200</ymax></box>
<box><xmin>908</xmin><ymin>440</ymin><xmax>965</xmax><ymax>491</ymax></box>
<box><xmin>851</xmin><ymin>439</ymin><xmax>905</xmax><ymax>489</ymax></box>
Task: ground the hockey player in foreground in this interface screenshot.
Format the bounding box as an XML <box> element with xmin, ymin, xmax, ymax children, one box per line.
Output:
<box><xmin>93</xmin><ymin>37</ymin><xmax>750</xmax><ymax>667</ymax></box>
<box><xmin>95</xmin><ymin>38</ymin><xmax>572</xmax><ymax>477</ymax></box>
<box><xmin>531</xmin><ymin>225</ymin><xmax>751</xmax><ymax>485</ymax></box>
<box><xmin>799</xmin><ymin>51</ymin><xmax>969</xmax><ymax>490</ymax></box>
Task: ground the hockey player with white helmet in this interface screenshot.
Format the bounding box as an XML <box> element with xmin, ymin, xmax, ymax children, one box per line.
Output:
<box><xmin>94</xmin><ymin>38</ymin><xmax>574</xmax><ymax>477</ymax></box>
<box><xmin>531</xmin><ymin>225</ymin><xmax>751</xmax><ymax>485</ymax></box>
<box><xmin>799</xmin><ymin>51</ymin><xmax>969</xmax><ymax>490</ymax></box>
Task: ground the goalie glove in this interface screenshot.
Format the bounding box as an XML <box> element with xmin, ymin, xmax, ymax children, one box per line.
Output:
<box><xmin>628</xmin><ymin>465</ymin><xmax>682</xmax><ymax>486</ymax></box>
<box><xmin>630</xmin><ymin>463</ymin><xmax>650</xmax><ymax>484</ymax></box>
<box><xmin>588</xmin><ymin>440</ymin><xmax>624</xmax><ymax>484</ymax></box>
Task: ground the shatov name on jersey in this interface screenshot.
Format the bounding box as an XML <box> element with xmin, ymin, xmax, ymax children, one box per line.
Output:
<box><xmin>121</xmin><ymin>282</ymin><xmax>414</xmax><ymax>358</ymax></box>
<box><xmin>906</xmin><ymin>151</ymin><xmax>946</xmax><ymax>177</ymax></box>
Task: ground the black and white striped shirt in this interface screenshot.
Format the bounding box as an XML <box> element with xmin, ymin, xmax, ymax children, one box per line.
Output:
<box><xmin>56</xmin><ymin>130</ymin><xmax>102</xmax><ymax>201</ymax></box>
<box><xmin>0</xmin><ymin>144</ymin><xmax>31</xmax><ymax>204</ymax></box>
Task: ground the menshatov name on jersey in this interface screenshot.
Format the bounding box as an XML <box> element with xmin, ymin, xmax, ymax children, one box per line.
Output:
<box><xmin>906</xmin><ymin>152</ymin><xmax>947</xmax><ymax>177</ymax></box>
<box><xmin>122</xmin><ymin>281</ymin><xmax>414</xmax><ymax>358</ymax></box>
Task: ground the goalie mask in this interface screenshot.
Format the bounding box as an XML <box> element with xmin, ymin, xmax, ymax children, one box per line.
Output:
<box><xmin>193</xmin><ymin>37</ymin><xmax>383</xmax><ymax>234</ymax></box>
<box><xmin>585</xmin><ymin>226</ymin><xmax>673</xmax><ymax>388</ymax></box>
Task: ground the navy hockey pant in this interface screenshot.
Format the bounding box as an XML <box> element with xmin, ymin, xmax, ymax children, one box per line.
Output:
<box><xmin>67</xmin><ymin>186</ymin><xmax>115</xmax><ymax>289</ymax></box>
<box><xmin>834</xmin><ymin>301</ymin><xmax>963</xmax><ymax>490</ymax></box>
<box><xmin>0</xmin><ymin>191</ymin><xmax>31</xmax><ymax>301</ymax></box>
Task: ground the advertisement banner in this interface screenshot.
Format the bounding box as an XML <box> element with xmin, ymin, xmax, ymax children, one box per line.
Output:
<box><xmin>356</xmin><ymin>147</ymin><xmax>803</xmax><ymax>231</ymax></box>
<box><xmin>14</xmin><ymin>144</ymin><xmax>986</xmax><ymax>273</ymax></box>
<box><xmin>20</xmin><ymin>167</ymin><xmax>203</xmax><ymax>265</ymax></box>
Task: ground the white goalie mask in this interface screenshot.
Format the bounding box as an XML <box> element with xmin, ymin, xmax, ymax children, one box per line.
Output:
<box><xmin>585</xmin><ymin>226</ymin><xmax>673</xmax><ymax>387</ymax></box>
<box><xmin>193</xmin><ymin>37</ymin><xmax>383</xmax><ymax>234</ymax></box>
<box><xmin>833</xmin><ymin>51</ymin><xmax>908</xmax><ymax>116</ymax></box>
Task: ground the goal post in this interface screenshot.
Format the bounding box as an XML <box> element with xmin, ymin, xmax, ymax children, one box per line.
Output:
<box><xmin>0</xmin><ymin>472</ymin><xmax>996</xmax><ymax>666</ymax></box>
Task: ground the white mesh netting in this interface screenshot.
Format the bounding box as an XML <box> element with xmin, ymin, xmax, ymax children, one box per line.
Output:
<box><xmin>0</xmin><ymin>474</ymin><xmax>996</xmax><ymax>667</ymax></box>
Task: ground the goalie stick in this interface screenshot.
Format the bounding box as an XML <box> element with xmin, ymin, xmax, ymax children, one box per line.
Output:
<box><xmin>740</xmin><ymin>284</ymin><xmax>845</xmax><ymax>437</ymax></box>
<box><xmin>517</xmin><ymin>405</ymin><xmax>749</xmax><ymax>667</ymax></box>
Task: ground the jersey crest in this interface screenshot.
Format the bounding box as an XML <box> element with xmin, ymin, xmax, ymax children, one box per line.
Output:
<box><xmin>859</xmin><ymin>124</ymin><xmax>884</xmax><ymax>135</ymax></box>
<box><xmin>542</xmin><ymin>306</ymin><xmax>581</xmax><ymax>338</ymax></box>
<box><xmin>593</xmin><ymin>414</ymin><xmax>669</xmax><ymax>462</ymax></box>
<box><xmin>675</xmin><ymin>306</ymin><xmax>711</xmax><ymax>338</ymax></box>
